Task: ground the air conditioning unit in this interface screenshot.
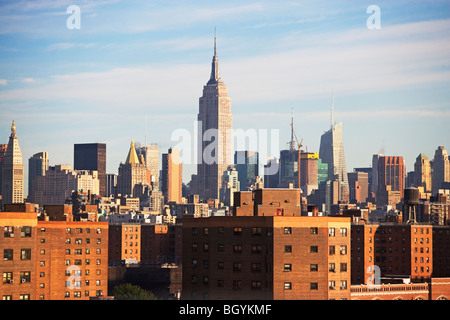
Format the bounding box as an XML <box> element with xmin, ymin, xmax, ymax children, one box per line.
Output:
<box><xmin>8</xmin><ymin>279</ymin><xmax>13</xmax><ymax>284</ymax></box>
<box><xmin>9</xmin><ymin>234</ymin><xmax>14</xmax><ymax>238</ymax></box>
<box><xmin>21</xmin><ymin>278</ymin><xmax>27</xmax><ymax>283</ymax></box>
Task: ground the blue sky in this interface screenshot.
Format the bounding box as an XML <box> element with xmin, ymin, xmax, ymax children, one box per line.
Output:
<box><xmin>1</xmin><ymin>0</ymin><xmax>449</xmax><ymax>193</ymax></box>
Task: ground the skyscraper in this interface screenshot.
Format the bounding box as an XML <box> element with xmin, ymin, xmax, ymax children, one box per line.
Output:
<box><xmin>196</xmin><ymin>35</ymin><xmax>232</xmax><ymax>201</ymax></box>
<box><xmin>431</xmin><ymin>146</ymin><xmax>450</xmax><ymax>195</ymax></box>
<box><xmin>1</xmin><ymin>121</ymin><xmax>24</xmax><ymax>205</ymax></box>
<box><xmin>414</xmin><ymin>153</ymin><xmax>432</xmax><ymax>193</ymax></box>
<box><xmin>116</xmin><ymin>140</ymin><xmax>150</xmax><ymax>198</ymax></box>
<box><xmin>161</xmin><ymin>147</ymin><xmax>182</xmax><ymax>204</ymax></box>
<box><xmin>234</xmin><ymin>151</ymin><xmax>259</xmax><ymax>191</ymax></box>
<box><xmin>318</xmin><ymin>94</ymin><xmax>349</xmax><ymax>204</ymax></box>
<box><xmin>376</xmin><ymin>156</ymin><xmax>405</xmax><ymax>207</ymax></box>
<box><xmin>74</xmin><ymin>143</ymin><xmax>106</xmax><ymax>196</ymax></box>
<box><xmin>137</xmin><ymin>143</ymin><xmax>160</xmax><ymax>190</ymax></box>
<box><xmin>28</xmin><ymin>152</ymin><xmax>49</xmax><ymax>199</ymax></box>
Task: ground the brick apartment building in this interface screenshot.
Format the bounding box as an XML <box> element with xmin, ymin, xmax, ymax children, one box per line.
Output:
<box><xmin>182</xmin><ymin>188</ymin><xmax>352</xmax><ymax>300</ymax></box>
<box><xmin>108</xmin><ymin>223</ymin><xmax>182</xmax><ymax>265</ymax></box>
<box><xmin>0</xmin><ymin>209</ymin><xmax>108</xmax><ymax>300</ymax></box>
<box><xmin>351</xmin><ymin>223</ymin><xmax>433</xmax><ymax>285</ymax></box>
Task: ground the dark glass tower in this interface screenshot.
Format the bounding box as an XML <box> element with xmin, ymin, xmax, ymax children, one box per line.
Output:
<box><xmin>74</xmin><ymin>143</ymin><xmax>106</xmax><ymax>196</ymax></box>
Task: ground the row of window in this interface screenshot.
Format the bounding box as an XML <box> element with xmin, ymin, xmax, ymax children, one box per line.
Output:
<box><xmin>3</xmin><ymin>226</ymin><xmax>104</xmax><ymax>238</ymax></box>
<box><xmin>3</xmin><ymin>248</ymin><xmax>104</xmax><ymax>261</ymax></box>
<box><xmin>191</xmin><ymin>227</ymin><xmax>349</xmax><ymax>236</ymax></box>
<box><xmin>190</xmin><ymin>279</ymin><xmax>348</xmax><ymax>291</ymax></box>
<box><xmin>190</xmin><ymin>261</ymin><xmax>348</xmax><ymax>272</ymax></box>
<box><xmin>65</xmin><ymin>238</ymin><xmax>103</xmax><ymax>244</ymax></box>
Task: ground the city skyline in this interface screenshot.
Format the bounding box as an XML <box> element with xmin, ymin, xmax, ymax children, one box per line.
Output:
<box><xmin>1</xmin><ymin>0</ymin><xmax>449</xmax><ymax>191</ymax></box>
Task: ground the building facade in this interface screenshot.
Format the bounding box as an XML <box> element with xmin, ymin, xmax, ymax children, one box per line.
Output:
<box><xmin>182</xmin><ymin>215</ymin><xmax>351</xmax><ymax>300</ymax></box>
<box><xmin>161</xmin><ymin>148</ymin><xmax>182</xmax><ymax>204</ymax></box>
<box><xmin>30</xmin><ymin>165</ymin><xmax>99</xmax><ymax>206</ymax></box>
<box><xmin>376</xmin><ymin>156</ymin><xmax>406</xmax><ymax>207</ymax></box>
<box><xmin>74</xmin><ymin>143</ymin><xmax>106</xmax><ymax>197</ymax></box>
<box><xmin>0</xmin><ymin>210</ymin><xmax>109</xmax><ymax>300</ymax></box>
<box><xmin>28</xmin><ymin>152</ymin><xmax>49</xmax><ymax>201</ymax></box>
<box><xmin>196</xmin><ymin>36</ymin><xmax>233</xmax><ymax>201</ymax></box>
<box><xmin>1</xmin><ymin>121</ymin><xmax>24</xmax><ymax>206</ymax></box>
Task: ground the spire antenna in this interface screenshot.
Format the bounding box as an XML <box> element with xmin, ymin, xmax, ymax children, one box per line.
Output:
<box><xmin>331</xmin><ymin>89</ymin><xmax>335</xmax><ymax>129</ymax></box>
<box><xmin>214</xmin><ymin>27</ymin><xmax>217</xmax><ymax>56</ymax></box>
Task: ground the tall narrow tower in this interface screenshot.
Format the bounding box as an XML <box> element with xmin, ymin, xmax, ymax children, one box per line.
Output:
<box><xmin>319</xmin><ymin>93</ymin><xmax>349</xmax><ymax>207</ymax></box>
<box><xmin>1</xmin><ymin>121</ymin><xmax>24</xmax><ymax>205</ymax></box>
<box><xmin>197</xmin><ymin>34</ymin><xmax>233</xmax><ymax>201</ymax></box>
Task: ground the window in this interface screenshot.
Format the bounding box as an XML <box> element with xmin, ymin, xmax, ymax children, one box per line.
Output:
<box><xmin>329</xmin><ymin>263</ymin><xmax>336</xmax><ymax>272</ymax></box>
<box><xmin>329</xmin><ymin>281</ymin><xmax>336</xmax><ymax>290</ymax></box>
<box><xmin>96</xmin><ymin>228</ymin><xmax>102</xmax><ymax>234</ymax></box>
<box><xmin>3</xmin><ymin>249</ymin><xmax>13</xmax><ymax>261</ymax></box>
<box><xmin>217</xmin><ymin>244</ymin><xmax>224</xmax><ymax>252</ymax></box>
<box><xmin>310</xmin><ymin>264</ymin><xmax>318</xmax><ymax>272</ymax></box>
<box><xmin>284</xmin><ymin>282</ymin><xmax>292</xmax><ymax>290</ymax></box>
<box><xmin>192</xmin><ymin>228</ymin><xmax>198</xmax><ymax>236</ymax></box>
<box><xmin>218</xmin><ymin>227</ymin><xmax>224</xmax><ymax>234</ymax></box>
<box><xmin>217</xmin><ymin>262</ymin><xmax>224</xmax><ymax>270</ymax></box>
<box><xmin>310</xmin><ymin>246</ymin><xmax>318</xmax><ymax>253</ymax></box>
<box><xmin>19</xmin><ymin>294</ymin><xmax>30</xmax><ymax>300</ymax></box>
<box><xmin>203</xmin><ymin>228</ymin><xmax>209</xmax><ymax>236</ymax></box>
<box><xmin>252</xmin><ymin>245</ymin><xmax>262</xmax><ymax>254</ymax></box>
<box><xmin>217</xmin><ymin>280</ymin><xmax>224</xmax><ymax>287</ymax></box>
<box><xmin>233</xmin><ymin>244</ymin><xmax>242</xmax><ymax>253</ymax></box>
<box><xmin>340</xmin><ymin>280</ymin><xmax>347</xmax><ymax>290</ymax></box>
<box><xmin>21</xmin><ymin>226</ymin><xmax>32</xmax><ymax>237</ymax></box>
<box><xmin>340</xmin><ymin>228</ymin><xmax>348</xmax><ymax>237</ymax></box>
<box><xmin>21</xmin><ymin>249</ymin><xmax>31</xmax><ymax>260</ymax></box>
<box><xmin>329</xmin><ymin>228</ymin><xmax>335</xmax><ymax>237</ymax></box>
<box><xmin>340</xmin><ymin>263</ymin><xmax>348</xmax><ymax>272</ymax></box>
<box><xmin>75</xmin><ymin>238</ymin><xmax>82</xmax><ymax>244</ymax></box>
<box><xmin>3</xmin><ymin>272</ymin><xmax>13</xmax><ymax>284</ymax></box>
<box><xmin>251</xmin><ymin>281</ymin><xmax>262</xmax><ymax>290</ymax></box>
<box><xmin>310</xmin><ymin>283</ymin><xmax>318</xmax><ymax>290</ymax></box>
<box><xmin>203</xmin><ymin>244</ymin><xmax>209</xmax><ymax>252</ymax></box>
<box><xmin>233</xmin><ymin>280</ymin><xmax>242</xmax><ymax>290</ymax></box>
<box><xmin>340</xmin><ymin>245</ymin><xmax>347</xmax><ymax>255</ymax></box>
<box><xmin>284</xmin><ymin>227</ymin><xmax>292</xmax><ymax>234</ymax></box>
<box><xmin>233</xmin><ymin>262</ymin><xmax>242</xmax><ymax>272</ymax></box>
<box><xmin>252</xmin><ymin>263</ymin><xmax>262</xmax><ymax>272</ymax></box>
<box><xmin>310</xmin><ymin>227</ymin><xmax>318</xmax><ymax>234</ymax></box>
<box><xmin>252</xmin><ymin>227</ymin><xmax>262</xmax><ymax>236</ymax></box>
<box><xmin>192</xmin><ymin>259</ymin><xmax>197</xmax><ymax>268</ymax></box>
<box><xmin>233</xmin><ymin>227</ymin><xmax>242</xmax><ymax>236</ymax></box>
<box><xmin>284</xmin><ymin>264</ymin><xmax>292</xmax><ymax>272</ymax></box>
<box><xmin>329</xmin><ymin>246</ymin><xmax>335</xmax><ymax>255</ymax></box>
<box><xmin>285</xmin><ymin>245</ymin><xmax>292</xmax><ymax>253</ymax></box>
<box><xmin>192</xmin><ymin>243</ymin><xmax>197</xmax><ymax>252</ymax></box>
<box><xmin>4</xmin><ymin>226</ymin><xmax>14</xmax><ymax>238</ymax></box>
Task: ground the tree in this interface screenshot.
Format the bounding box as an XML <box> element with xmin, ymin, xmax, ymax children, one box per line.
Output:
<box><xmin>112</xmin><ymin>283</ymin><xmax>159</xmax><ymax>300</ymax></box>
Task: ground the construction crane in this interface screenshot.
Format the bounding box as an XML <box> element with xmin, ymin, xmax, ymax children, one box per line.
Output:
<box><xmin>291</xmin><ymin>117</ymin><xmax>303</xmax><ymax>193</ymax></box>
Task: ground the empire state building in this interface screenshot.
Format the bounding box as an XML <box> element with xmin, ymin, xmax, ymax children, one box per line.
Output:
<box><xmin>196</xmin><ymin>36</ymin><xmax>233</xmax><ymax>201</ymax></box>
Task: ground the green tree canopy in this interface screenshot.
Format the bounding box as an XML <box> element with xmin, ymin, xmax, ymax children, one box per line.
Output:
<box><xmin>112</xmin><ymin>283</ymin><xmax>159</xmax><ymax>300</ymax></box>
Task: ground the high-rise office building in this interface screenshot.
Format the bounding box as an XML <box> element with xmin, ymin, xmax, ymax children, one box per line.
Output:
<box><xmin>319</xmin><ymin>95</ymin><xmax>349</xmax><ymax>204</ymax></box>
<box><xmin>136</xmin><ymin>143</ymin><xmax>160</xmax><ymax>190</ymax></box>
<box><xmin>264</xmin><ymin>158</ymin><xmax>280</xmax><ymax>188</ymax></box>
<box><xmin>196</xmin><ymin>35</ymin><xmax>232</xmax><ymax>201</ymax></box>
<box><xmin>414</xmin><ymin>153</ymin><xmax>432</xmax><ymax>193</ymax></box>
<box><xmin>161</xmin><ymin>148</ymin><xmax>182</xmax><ymax>204</ymax></box>
<box><xmin>431</xmin><ymin>146</ymin><xmax>450</xmax><ymax>195</ymax></box>
<box><xmin>30</xmin><ymin>165</ymin><xmax>99</xmax><ymax>206</ymax></box>
<box><xmin>28</xmin><ymin>152</ymin><xmax>49</xmax><ymax>199</ymax></box>
<box><xmin>234</xmin><ymin>151</ymin><xmax>259</xmax><ymax>191</ymax></box>
<box><xmin>376</xmin><ymin>156</ymin><xmax>405</xmax><ymax>207</ymax></box>
<box><xmin>1</xmin><ymin>121</ymin><xmax>24</xmax><ymax>205</ymax></box>
<box><xmin>116</xmin><ymin>140</ymin><xmax>150</xmax><ymax>198</ymax></box>
<box><xmin>348</xmin><ymin>171</ymin><xmax>369</xmax><ymax>204</ymax></box>
<box><xmin>74</xmin><ymin>143</ymin><xmax>106</xmax><ymax>196</ymax></box>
